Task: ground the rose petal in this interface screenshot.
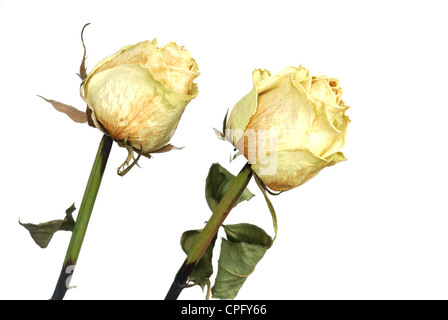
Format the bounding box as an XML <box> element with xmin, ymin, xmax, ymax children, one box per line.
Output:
<box><xmin>242</xmin><ymin>72</ymin><xmax>315</xmax><ymax>155</ymax></box>
<box><xmin>84</xmin><ymin>40</ymin><xmax>199</xmax><ymax>99</ymax></box>
<box><xmin>305</xmin><ymin>100</ymin><xmax>347</xmax><ymax>158</ymax></box>
<box><xmin>85</xmin><ymin>64</ymin><xmax>187</xmax><ymax>153</ymax></box>
<box><xmin>252</xmin><ymin>148</ymin><xmax>329</xmax><ymax>191</ymax></box>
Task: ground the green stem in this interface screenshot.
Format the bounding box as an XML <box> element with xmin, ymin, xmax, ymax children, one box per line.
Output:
<box><xmin>51</xmin><ymin>134</ymin><xmax>113</xmax><ymax>300</ymax></box>
<box><xmin>165</xmin><ymin>162</ymin><xmax>253</xmax><ymax>300</ymax></box>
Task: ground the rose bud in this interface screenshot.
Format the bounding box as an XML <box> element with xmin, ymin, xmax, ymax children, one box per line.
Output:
<box><xmin>83</xmin><ymin>39</ymin><xmax>199</xmax><ymax>157</ymax></box>
<box><xmin>226</xmin><ymin>66</ymin><xmax>350</xmax><ymax>191</ymax></box>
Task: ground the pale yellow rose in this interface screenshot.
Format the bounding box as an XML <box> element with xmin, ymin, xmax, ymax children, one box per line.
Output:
<box><xmin>226</xmin><ymin>66</ymin><xmax>350</xmax><ymax>191</ymax></box>
<box><xmin>83</xmin><ymin>39</ymin><xmax>199</xmax><ymax>154</ymax></box>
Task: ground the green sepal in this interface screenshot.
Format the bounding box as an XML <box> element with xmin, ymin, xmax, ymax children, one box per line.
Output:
<box><xmin>205</xmin><ymin>163</ymin><xmax>254</xmax><ymax>212</ymax></box>
<box><xmin>19</xmin><ymin>204</ymin><xmax>76</xmax><ymax>249</ymax></box>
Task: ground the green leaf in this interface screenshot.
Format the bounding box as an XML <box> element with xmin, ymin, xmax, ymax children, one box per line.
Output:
<box><xmin>205</xmin><ymin>163</ymin><xmax>254</xmax><ymax>212</ymax></box>
<box><xmin>19</xmin><ymin>204</ymin><xmax>76</xmax><ymax>249</ymax></box>
<box><xmin>223</xmin><ymin>223</ymin><xmax>272</xmax><ymax>247</ymax></box>
<box><xmin>181</xmin><ymin>229</ymin><xmax>217</xmax><ymax>290</ymax></box>
<box><xmin>211</xmin><ymin>223</ymin><xmax>273</xmax><ymax>300</ymax></box>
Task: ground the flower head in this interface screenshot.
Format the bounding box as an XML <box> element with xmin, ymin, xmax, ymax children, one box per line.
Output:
<box><xmin>83</xmin><ymin>39</ymin><xmax>199</xmax><ymax>154</ymax></box>
<box><xmin>226</xmin><ymin>66</ymin><xmax>350</xmax><ymax>191</ymax></box>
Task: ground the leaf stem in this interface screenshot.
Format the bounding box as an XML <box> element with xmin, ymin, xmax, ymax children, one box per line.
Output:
<box><xmin>51</xmin><ymin>134</ymin><xmax>113</xmax><ymax>300</ymax></box>
<box><xmin>164</xmin><ymin>162</ymin><xmax>253</xmax><ymax>300</ymax></box>
<box><xmin>254</xmin><ymin>174</ymin><xmax>278</xmax><ymax>243</ymax></box>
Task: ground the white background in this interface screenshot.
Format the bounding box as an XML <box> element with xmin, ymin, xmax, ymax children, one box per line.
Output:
<box><xmin>1</xmin><ymin>0</ymin><xmax>448</xmax><ymax>300</ymax></box>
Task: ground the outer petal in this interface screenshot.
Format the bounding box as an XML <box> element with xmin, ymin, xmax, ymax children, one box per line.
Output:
<box><xmin>225</xmin><ymin>69</ymin><xmax>270</xmax><ymax>145</ymax></box>
<box><xmin>84</xmin><ymin>40</ymin><xmax>199</xmax><ymax>99</ymax></box>
<box><xmin>240</xmin><ymin>72</ymin><xmax>315</xmax><ymax>159</ymax></box>
<box><xmin>84</xmin><ymin>41</ymin><xmax>153</xmax><ymax>89</ymax></box>
<box><xmin>254</xmin><ymin>66</ymin><xmax>310</xmax><ymax>95</ymax></box>
<box><xmin>252</xmin><ymin>148</ymin><xmax>330</xmax><ymax>191</ymax></box>
<box><xmin>155</xmin><ymin>42</ymin><xmax>200</xmax><ymax>97</ymax></box>
<box><xmin>310</xmin><ymin>76</ymin><xmax>337</xmax><ymax>104</ymax></box>
<box><xmin>325</xmin><ymin>151</ymin><xmax>347</xmax><ymax>166</ymax></box>
<box><xmin>227</xmin><ymin>66</ymin><xmax>313</xmax><ymax>149</ymax></box>
<box><xmin>85</xmin><ymin>64</ymin><xmax>188</xmax><ymax>153</ymax></box>
<box><xmin>306</xmin><ymin>99</ymin><xmax>350</xmax><ymax>158</ymax></box>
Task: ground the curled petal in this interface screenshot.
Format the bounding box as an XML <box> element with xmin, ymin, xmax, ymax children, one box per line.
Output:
<box><xmin>84</xmin><ymin>40</ymin><xmax>199</xmax><ymax>99</ymax></box>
